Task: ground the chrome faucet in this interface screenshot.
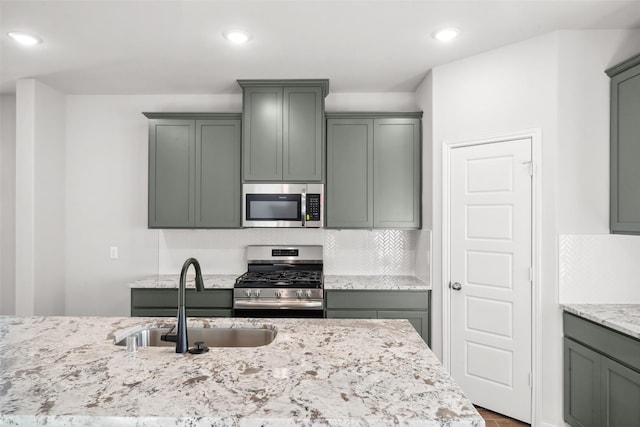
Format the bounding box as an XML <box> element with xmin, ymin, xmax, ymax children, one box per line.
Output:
<box><xmin>160</xmin><ymin>258</ymin><xmax>204</xmax><ymax>353</ymax></box>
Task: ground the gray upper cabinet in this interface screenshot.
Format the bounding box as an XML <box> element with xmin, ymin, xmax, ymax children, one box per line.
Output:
<box><xmin>145</xmin><ymin>113</ymin><xmax>241</xmax><ymax>229</ymax></box>
<box><xmin>195</xmin><ymin>119</ymin><xmax>242</xmax><ymax>228</ymax></box>
<box><xmin>374</xmin><ymin>118</ymin><xmax>421</xmax><ymax>228</ymax></box>
<box><xmin>238</xmin><ymin>80</ymin><xmax>328</xmax><ymax>182</ymax></box>
<box><xmin>241</xmin><ymin>87</ymin><xmax>283</xmax><ymax>181</ymax></box>
<box><xmin>326</xmin><ymin>113</ymin><xmax>422</xmax><ymax>229</ymax></box>
<box><xmin>326</xmin><ymin>119</ymin><xmax>374</xmax><ymax>228</ymax></box>
<box><xmin>148</xmin><ymin>118</ymin><xmax>195</xmax><ymax>228</ymax></box>
<box><xmin>606</xmin><ymin>53</ymin><xmax>640</xmax><ymax>234</ymax></box>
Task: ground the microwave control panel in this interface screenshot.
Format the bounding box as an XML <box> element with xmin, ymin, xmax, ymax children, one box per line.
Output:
<box><xmin>306</xmin><ymin>194</ymin><xmax>321</xmax><ymax>221</ymax></box>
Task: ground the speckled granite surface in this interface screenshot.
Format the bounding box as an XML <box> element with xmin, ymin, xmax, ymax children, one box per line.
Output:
<box><xmin>562</xmin><ymin>304</ymin><xmax>640</xmax><ymax>340</ymax></box>
<box><xmin>129</xmin><ymin>274</ymin><xmax>238</xmax><ymax>289</ymax></box>
<box><xmin>324</xmin><ymin>275</ymin><xmax>430</xmax><ymax>290</ymax></box>
<box><xmin>0</xmin><ymin>316</ymin><xmax>482</xmax><ymax>427</ymax></box>
<box><xmin>130</xmin><ymin>275</ymin><xmax>430</xmax><ymax>291</ymax></box>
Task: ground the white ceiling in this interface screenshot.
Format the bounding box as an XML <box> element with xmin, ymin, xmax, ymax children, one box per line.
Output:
<box><xmin>1</xmin><ymin>0</ymin><xmax>640</xmax><ymax>95</ymax></box>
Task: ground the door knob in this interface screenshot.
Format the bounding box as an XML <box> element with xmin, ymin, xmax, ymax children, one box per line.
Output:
<box><xmin>450</xmin><ymin>282</ymin><xmax>462</xmax><ymax>291</ymax></box>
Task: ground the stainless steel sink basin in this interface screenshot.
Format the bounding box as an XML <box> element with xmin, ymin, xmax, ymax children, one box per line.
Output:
<box><xmin>115</xmin><ymin>326</ymin><xmax>277</xmax><ymax>348</ymax></box>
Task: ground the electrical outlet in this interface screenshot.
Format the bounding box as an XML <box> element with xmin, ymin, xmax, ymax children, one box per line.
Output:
<box><xmin>110</xmin><ymin>246</ymin><xmax>118</xmax><ymax>259</ymax></box>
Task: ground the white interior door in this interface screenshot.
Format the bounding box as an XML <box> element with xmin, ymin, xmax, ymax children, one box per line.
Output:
<box><xmin>449</xmin><ymin>138</ymin><xmax>532</xmax><ymax>423</ymax></box>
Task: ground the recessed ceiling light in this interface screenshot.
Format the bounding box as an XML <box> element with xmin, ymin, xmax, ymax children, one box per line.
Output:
<box><xmin>224</xmin><ymin>31</ymin><xmax>250</xmax><ymax>44</ymax></box>
<box><xmin>7</xmin><ymin>31</ymin><xmax>42</xmax><ymax>46</ymax></box>
<box><xmin>432</xmin><ymin>28</ymin><xmax>460</xmax><ymax>42</ymax></box>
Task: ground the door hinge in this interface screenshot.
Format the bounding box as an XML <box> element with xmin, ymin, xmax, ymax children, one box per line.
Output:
<box><xmin>529</xmin><ymin>267</ymin><xmax>534</xmax><ymax>285</ymax></box>
<box><xmin>528</xmin><ymin>373</ymin><xmax>533</xmax><ymax>388</ymax></box>
<box><xmin>522</xmin><ymin>161</ymin><xmax>534</xmax><ymax>176</ymax></box>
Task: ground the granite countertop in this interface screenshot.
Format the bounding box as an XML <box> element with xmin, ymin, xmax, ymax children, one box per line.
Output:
<box><xmin>0</xmin><ymin>316</ymin><xmax>483</xmax><ymax>427</ymax></box>
<box><xmin>130</xmin><ymin>274</ymin><xmax>238</xmax><ymax>289</ymax></box>
<box><xmin>561</xmin><ymin>304</ymin><xmax>640</xmax><ymax>340</ymax></box>
<box><xmin>324</xmin><ymin>275</ymin><xmax>430</xmax><ymax>290</ymax></box>
<box><xmin>130</xmin><ymin>275</ymin><xmax>431</xmax><ymax>291</ymax></box>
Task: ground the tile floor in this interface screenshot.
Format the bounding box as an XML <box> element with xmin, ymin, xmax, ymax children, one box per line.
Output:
<box><xmin>475</xmin><ymin>406</ymin><xmax>530</xmax><ymax>426</ymax></box>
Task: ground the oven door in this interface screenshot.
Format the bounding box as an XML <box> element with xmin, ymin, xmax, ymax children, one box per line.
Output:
<box><xmin>243</xmin><ymin>183</ymin><xmax>304</xmax><ymax>227</ymax></box>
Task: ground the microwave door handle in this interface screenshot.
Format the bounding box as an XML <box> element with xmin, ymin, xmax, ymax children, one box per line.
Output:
<box><xmin>301</xmin><ymin>189</ymin><xmax>306</xmax><ymax>227</ymax></box>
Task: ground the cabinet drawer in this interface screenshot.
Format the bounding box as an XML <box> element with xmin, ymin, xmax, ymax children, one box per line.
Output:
<box><xmin>326</xmin><ymin>290</ymin><xmax>429</xmax><ymax>310</ymax></box>
<box><xmin>325</xmin><ymin>310</ymin><xmax>377</xmax><ymax>319</ymax></box>
<box><xmin>563</xmin><ymin>312</ymin><xmax>640</xmax><ymax>372</ymax></box>
<box><xmin>131</xmin><ymin>289</ymin><xmax>233</xmax><ymax>309</ymax></box>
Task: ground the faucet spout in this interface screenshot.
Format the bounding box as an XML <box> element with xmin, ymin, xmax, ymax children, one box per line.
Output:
<box><xmin>170</xmin><ymin>257</ymin><xmax>204</xmax><ymax>353</ymax></box>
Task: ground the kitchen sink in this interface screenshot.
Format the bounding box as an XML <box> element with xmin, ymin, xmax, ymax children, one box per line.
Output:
<box><xmin>115</xmin><ymin>326</ymin><xmax>277</xmax><ymax>348</ymax></box>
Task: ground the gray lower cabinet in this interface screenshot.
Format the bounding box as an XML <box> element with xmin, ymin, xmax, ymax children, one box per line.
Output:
<box><xmin>326</xmin><ymin>113</ymin><xmax>422</xmax><ymax>229</ymax></box>
<box><xmin>238</xmin><ymin>80</ymin><xmax>328</xmax><ymax>182</ymax></box>
<box><xmin>325</xmin><ymin>290</ymin><xmax>430</xmax><ymax>345</ymax></box>
<box><xmin>606</xmin><ymin>53</ymin><xmax>640</xmax><ymax>234</ymax></box>
<box><xmin>564</xmin><ymin>312</ymin><xmax>640</xmax><ymax>427</ymax></box>
<box><xmin>131</xmin><ymin>288</ymin><xmax>233</xmax><ymax>317</ymax></box>
<box><xmin>145</xmin><ymin>113</ymin><xmax>241</xmax><ymax>228</ymax></box>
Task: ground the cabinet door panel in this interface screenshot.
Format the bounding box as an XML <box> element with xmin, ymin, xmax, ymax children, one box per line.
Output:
<box><xmin>326</xmin><ymin>119</ymin><xmax>374</xmax><ymax>228</ymax></box>
<box><xmin>601</xmin><ymin>357</ymin><xmax>640</xmax><ymax>427</ymax></box>
<box><xmin>373</xmin><ymin>118</ymin><xmax>421</xmax><ymax>228</ymax></box>
<box><xmin>564</xmin><ymin>338</ymin><xmax>601</xmax><ymax>427</ymax></box>
<box><xmin>611</xmin><ymin>65</ymin><xmax>640</xmax><ymax>233</ymax></box>
<box><xmin>149</xmin><ymin>119</ymin><xmax>195</xmax><ymax>227</ymax></box>
<box><xmin>283</xmin><ymin>87</ymin><xmax>323</xmax><ymax>181</ymax></box>
<box><xmin>243</xmin><ymin>87</ymin><xmax>283</xmax><ymax>180</ymax></box>
<box><xmin>196</xmin><ymin>120</ymin><xmax>241</xmax><ymax>228</ymax></box>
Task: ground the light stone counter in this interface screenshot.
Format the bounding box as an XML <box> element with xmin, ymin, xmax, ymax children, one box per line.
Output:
<box><xmin>324</xmin><ymin>275</ymin><xmax>430</xmax><ymax>291</ymax></box>
<box><xmin>561</xmin><ymin>304</ymin><xmax>640</xmax><ymax>340</ymax></box>
<box><xmin>0</xmin><ymin>316</ymin><xmax>482</xmax><ymax>427</ymax></box>
<box><xmin>130</xmin><ymin>274</ymin><xmax>238</xmax><ymax>289</ymax></box>
<box><xmin>130</xmin><ymin>275</ymin><xmax>430</xmax><ymax>290</ymax></box>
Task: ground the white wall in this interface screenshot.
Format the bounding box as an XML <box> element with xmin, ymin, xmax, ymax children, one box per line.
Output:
<box><xmin>325</xmin><ymin>92</ymin><xmax>418</xmax><ymax>112</ymax></box>
<box><xmin>1</xmin><ymin>95</ymin><xmax>16</xmax><ymax>315</ymax></box>
<box><xmin>15</xmin><ymin>80</ymin><xmax>66</xmax><ymax>315</ymax></box>
<box><xmin>424</xmin><ymin>29</ymin><xmax>640</xmax><ymax>426</ymax></box>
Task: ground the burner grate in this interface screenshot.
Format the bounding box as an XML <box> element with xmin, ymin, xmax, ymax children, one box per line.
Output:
<box><xmin>235</xmin><ymin>270</ymin><xmax>323</xmax><ymax>288</ymax></box>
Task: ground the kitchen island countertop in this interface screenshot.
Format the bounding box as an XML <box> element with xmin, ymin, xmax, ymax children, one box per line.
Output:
<box><xmin>0</xmin><ymin>316</ymin><xmax>481</xmax><ymax>427</ymax></box>
<box><xmin>561</xmin><ymin>304</ymin><xmax>640</xmax><ymax>340</ymax></box>
<box><xmin>130</xmin><ymin>274</ymin><xmax>431</xmax><ymax>290</ymax></box>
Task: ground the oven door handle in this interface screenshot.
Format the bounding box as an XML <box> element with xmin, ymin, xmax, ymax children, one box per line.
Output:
<box><xmin>234</xmin><ymin>300</ymin><xmax>323</xmax><ymax>309</ymax></box>
<box><xmin>301</xmin><ymin>189</ymin><xmax>306</xmax><ymax>227</ymax></box>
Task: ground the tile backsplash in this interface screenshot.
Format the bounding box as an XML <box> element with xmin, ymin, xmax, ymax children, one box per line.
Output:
<box><xmin>158</xmin><ymin>229</ymin><xmax>430</xmax><ymax>280</ymax></box>
<box><xmin>559</xmin><ymin>233</ymin><xmax>640</xmax><ymax>303</ymax></box>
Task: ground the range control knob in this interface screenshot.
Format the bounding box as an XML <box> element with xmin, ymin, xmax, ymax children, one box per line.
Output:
<box><xmin>275</xmin><ymin>290</ymin><xmax>282</xmax><ymax>298</ymax></box>
<box><xmin>253</xmin><ymin>289</ymin><xmax>261</xmax><ymax>298</ymax></box>
<box><xmin>295</xmin><ymin>289</ymin><xmax>304</xmax><ymax>298</ymax></box>
<box><xmin>304</xmin><ymin>290</ymin><xmax>312</xmax><ymax>298</ymax></box>
<box><xmin>244</xmin><ymin>290</ymin><xmax>252</xmax><ymax>297</ymax></box>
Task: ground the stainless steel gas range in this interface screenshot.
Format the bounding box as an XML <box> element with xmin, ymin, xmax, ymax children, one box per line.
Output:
<box><xmin>233</xmin><ymin>245</ymin><xmax>324</xmax><ymax>318</ymax></box>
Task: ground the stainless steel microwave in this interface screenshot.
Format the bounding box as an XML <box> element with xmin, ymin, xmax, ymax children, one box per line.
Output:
<box><xmin>242</xmin><ymin>183</ymin><xmax>323</xmax><ymax>228</ymax></box>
